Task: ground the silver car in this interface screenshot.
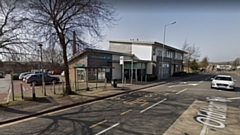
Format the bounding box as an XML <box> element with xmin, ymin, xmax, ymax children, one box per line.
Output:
<box><xmin>19</xmin><ymin>72</ymin><xmax>30</xmax><ymax>80</ymax></box>
<box><xmin>211</xmin><ymin>75</ymin><xmax>236</xmax><ymax>90</ymax></box>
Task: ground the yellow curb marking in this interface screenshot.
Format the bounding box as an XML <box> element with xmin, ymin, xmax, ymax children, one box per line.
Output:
<box><xmin>141</xmin><ymin>102</ymin><xmax>149</xmax><ymax>106</ymax></box>
<box><xmin>89</xmin><ymin>120</ymin><xmax>107</xmax><ymax>129</ymax></box>
<box><xmin>120</xmin><ymin>109</ymin><xmax>132</xmax><ymax>115</ymax></box>
<box><xmin>123</xmin><ymin>98</ymin><xmax>135</xmax><ymax>104</ymax></box>
<box><xmin>144</xmin><ymin>93</ymin><xmax>152</xmax><ymax>97</ymax></box>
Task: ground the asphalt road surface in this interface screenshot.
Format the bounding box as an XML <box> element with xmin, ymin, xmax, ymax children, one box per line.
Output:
<box><xmin>1</xmin><ymin>72</ymin><xmax>240</xmax><ymax>135</ymax></box>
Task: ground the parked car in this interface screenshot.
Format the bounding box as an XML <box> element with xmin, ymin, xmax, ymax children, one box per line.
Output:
<box><xmin>31</xmin><ymin>70</ymin><xmax>42</xmax><ymax>74</ymax></box>
<box><xmin>211</xmin><ymin>75</ymin><xmax>235</xmax><ymax>90</ymax></box>
<box><xmin>50</xmin><ymin>70</ymin><xmax>62</xmax><ymax>75</ymax></box>
<box><xmin>61</xmin><ymin>71</ymin><xmax>65</xmax><ymax>76</ymax></box>
<box><xmin>19</xmin><ymin>72</ymin><xmax>31</xmax><ymax>80</ymax></box>
<box><xmin>0</xmin><ymin>71</ymin><xmax>4</xmax><ymax>78</ymax></box>
<box><xmin>23</xmin><ymin>74</ymin><xmax>35</xmax><ymax>82</ymax></box>
<box><xmin>25</xmin><ymin>74</ymin><xmax>60</xmax><ymax>86</ymax></box>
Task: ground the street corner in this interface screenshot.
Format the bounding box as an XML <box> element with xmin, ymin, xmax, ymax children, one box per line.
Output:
<box><xmin>163</xmin><ymin>100</ymin><xmax>206</xmax><ymax>135</ymax></box>
<box><xmin>163</xmin><ymin>98</ymin><xmax>240</xmax><ymax>135</ymax></box>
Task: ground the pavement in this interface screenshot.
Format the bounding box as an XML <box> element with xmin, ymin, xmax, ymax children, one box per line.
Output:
<box><xmin>0</xmin><ymin>75</ymin><xmax>194</xmax><ymax>125</ymax></box>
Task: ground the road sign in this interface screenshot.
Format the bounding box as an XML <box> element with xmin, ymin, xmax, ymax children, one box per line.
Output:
<box><xmin>120</xmin><ymin>56</ymin><xmax>124</xmax><ymax>65</ymax></box>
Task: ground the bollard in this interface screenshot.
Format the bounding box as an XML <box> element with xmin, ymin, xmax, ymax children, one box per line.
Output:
<box><xmin>62</xmin><ymin>81</ymin><xmax>64</xmax><ymax>92</ymax></box>
<box><xmin>124</xmin><ymin>77</ymin><xmax>126</xmax><ymax>87</ymax></box>
<box><xmin>20</xmin><ymin>83</ymin><xmax>24</xmax><ymax>99</ymax></box>
<box><xmin>104</xmin><ymin>78</ymin><xmax>107</xmax><ymax>88</ymax></box>
<box><xmin>32</xmin><ymin>83</ymin><xmax>36</xmax><ymax>101</ymax></box>
<box><xmin>53</xmin><ymin>81</ymin><xmax>56</xmax><ymax>94</ymax></box>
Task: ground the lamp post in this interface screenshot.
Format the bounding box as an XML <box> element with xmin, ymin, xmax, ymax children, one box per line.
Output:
<box><xmin>38</xmin><ymin>44</ymin><xmax>46</xmax><ymax>96</ymax></box>
<box><xmin>161</xmin><ymin>21</ymin><xmax>176</xmax><ymax>79</ymax></box>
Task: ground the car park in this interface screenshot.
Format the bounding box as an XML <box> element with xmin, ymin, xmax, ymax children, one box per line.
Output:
<box><xmin>211</xmin><ymin>75</ymin><xmax>235</xmax><ymax>90</ymax></box>
<box><xmin>25</xmin><ymin>73</ymin><xmax>60</xmax><ymax>86</ymax></box>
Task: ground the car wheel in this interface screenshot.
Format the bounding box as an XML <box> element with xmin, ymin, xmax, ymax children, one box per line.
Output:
<box><xmin>31</xmin><ymin>81</ymin><xmax>37</xmax><ymax>86</ymax></box>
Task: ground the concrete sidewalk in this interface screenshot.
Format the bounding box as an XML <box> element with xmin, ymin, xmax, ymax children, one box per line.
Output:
<box><xmin>0</xmin><ymin>76</ymin><xmax>190</xmax><ymax>125</ymax></box>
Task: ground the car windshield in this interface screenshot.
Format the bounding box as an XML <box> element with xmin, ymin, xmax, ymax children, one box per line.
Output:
<box><xmin>215</xmin><ymin>76</ymin><xmax>232</xmax><ymax>81</ymax></box>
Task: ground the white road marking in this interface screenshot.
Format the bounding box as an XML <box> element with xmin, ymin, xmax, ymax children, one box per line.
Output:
<box><xmin>140</xmin><ymin>98</ymin><xmax>167</xmax><ymax>113</ymax></box>
<box><xmin>227</xmin><ymin>97</ymin><xmax>240</xmax><ymax>100</ymax></box>
<box><xmin>23</xmin><ymin>85</ymin><xmax>26</xmax><ymax>91</ymax></box>
<box><xmin>168</xmin><ymin>85</ymin><xmax>187</xmax><ymax>88</ymax></box>
<box><xmin>199</xmin><ymin>81</ymin><xmax>203</xmax><ymax>83</ymax></box>
<box><xmin>0</xmin><ymin>116</ymin><xmax>38</xmax><ymax>128</ymax></box>
<box><xmin>95</xmin><ymin>122</ymin><xmax>120</xmax><ymax>135</ymax></box>
<box><xmin>200</xmin><ymin>120</ymin><xmax>209</xmax><ymax>135</ymax></box>
<box><xmin>176</xmin><ymin>88</ymin><xmax>187</xmax><ymax>95</ymax></box>
<box><xmin>188</xmin><ymin>84</ymin><xmax>198</xmax><ymax>86</ymax></box>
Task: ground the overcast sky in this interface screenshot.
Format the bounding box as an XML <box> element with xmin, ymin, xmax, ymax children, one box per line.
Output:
<box><xmin>95</xmin><ymin>0</ymin><xmax>240</xmax><ymax>62</ymax></box>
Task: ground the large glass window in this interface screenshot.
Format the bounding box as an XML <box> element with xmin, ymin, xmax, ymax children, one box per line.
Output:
<box><xmin>77</xmin><ymin>70</ymin><xmax>85</xmax><ymax>81</ymax></box>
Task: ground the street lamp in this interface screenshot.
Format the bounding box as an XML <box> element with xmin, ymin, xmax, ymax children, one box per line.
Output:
<box><xmin>38</xmin><ymin>44</ymin><xmax>46</xmax><ymax>96</ymax></box>
<box><xmin>161</xmin><ymin>21</ymin><xmax>176</xmax><ymax>79</ymax></box>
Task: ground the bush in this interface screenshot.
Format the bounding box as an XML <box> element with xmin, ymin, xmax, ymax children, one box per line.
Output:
<box><xmin>12</xmin><ymin>73</ymin><xmax>20</xmax><ymax>80</ymax></box>
<box><xmin>172</xmin><ymin>71</ymin><xmax>187</xmax><ymax>77</ymax></box>
<box><xmin>138</xmin><ymin>74</ymin><xmax>157</xmax><ymax>81</ymax></box>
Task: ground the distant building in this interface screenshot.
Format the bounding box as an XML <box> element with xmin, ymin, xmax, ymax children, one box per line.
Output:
<box><xmin>68</xmin><ymin>40</ymin><xmax>186</xmax><ymax>83</ymax></box>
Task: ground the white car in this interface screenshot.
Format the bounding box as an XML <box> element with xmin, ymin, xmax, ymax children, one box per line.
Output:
<box><xmin>211</xmin><ymin>75</ymin><xmax>236</xmax><ymax>90</ymax></box>
<box><xmin>19</xmin><ymin>72</ymin><xmax>30</xmax><ymax>80</ymax></box>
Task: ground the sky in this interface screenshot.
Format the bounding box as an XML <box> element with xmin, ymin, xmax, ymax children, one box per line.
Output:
<box><xmin>96</xmin><ymin>0</ymin><xmax>240</xmax><ymax>62</ymax></box>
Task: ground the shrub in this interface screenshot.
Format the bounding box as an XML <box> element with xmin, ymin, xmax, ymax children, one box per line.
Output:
<box><xmin>138</xmin><ymin>74</ymin><xmax>157</xmax><ymax>81</ymax></box>
<box><xmin>12</xmin><ymin>73</ymin><xmax>20</xmax><ymax>80</ymax></box>
<box><xmin>172</xmin><ymin>71</ymin><xmax>187</xmax><ymax>77</ymax></box>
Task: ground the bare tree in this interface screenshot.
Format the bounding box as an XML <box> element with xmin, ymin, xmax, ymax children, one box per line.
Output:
<box><xmin>0</xmin><ymin>0</ymin><xmax>33</xmax><ymax>60</ymax></box>
<box><xmin>24</xmin><ymin>0</ymin><xmax>117</xmax><ymax>94</ymax></box>
<box><xmin>182</xmin><ymin>40</ymin><xmax>200</xmax><ymax>73</ymax></box>
<box><xmin>199</xmin><ymin>56</ymin><xmax>209</xmax><ymax>69</ymax></box>
<box><xmin>42</xmin><ymin>39</ymin><xmax>64</xmax><ymax>69</ymax></box>
<box><xmin>232</xmin><ymin>57</ymin><xmax>240</xmax><ymax>69</ymax></box>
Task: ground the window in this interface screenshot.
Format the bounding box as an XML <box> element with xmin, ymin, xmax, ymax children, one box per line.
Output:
<box><xmin>167</xmin><ymin>51</ymin><xmax>174</xmax><ymax>58</ymax></box>
<box><xmin>152</xmin><ymin>48</ymin><xmax>155</xmax><ymax>55</ymax></box>
<box><xmin>157</xmin><ymin>50</ymin><xmax>162</xmax><ymax>56</ymax></box>
<box><xmin>77</xmin><ymin>70</ymin><xmax>85</xmax><ymax>80</ymax></box>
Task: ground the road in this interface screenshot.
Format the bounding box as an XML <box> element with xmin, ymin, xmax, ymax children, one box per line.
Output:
<box><xmin>0</xmin><ymin>72</ymin><xmax>240</xmax><ymax>135</ymax></box>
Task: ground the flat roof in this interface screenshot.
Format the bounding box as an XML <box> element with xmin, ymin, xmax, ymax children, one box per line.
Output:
<box><xmin>109</xmin><ymin>40</ymin><xmax>186</xmax><ymax>53</ymax></box>
<box><xmin>68</xmin><ymin>48</ymin><xmax>133</xmax><ymax>63</ymax></box>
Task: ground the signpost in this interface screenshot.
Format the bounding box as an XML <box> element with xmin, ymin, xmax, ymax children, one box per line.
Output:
<box><xmin>120</xmin><ymin>56</ymin><xmax>124</xmax><ymax>89</ymax></box>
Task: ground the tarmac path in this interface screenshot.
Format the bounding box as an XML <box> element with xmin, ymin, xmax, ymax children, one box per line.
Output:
<box><xmin>0</xmin><ymin>74</ymin><xmax>11</xmax><ymax>102</ymax></box>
